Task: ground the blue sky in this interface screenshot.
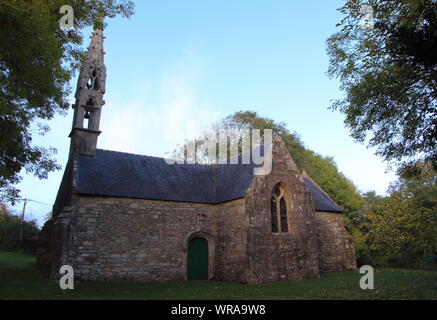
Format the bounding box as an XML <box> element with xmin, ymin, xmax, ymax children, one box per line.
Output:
<box><xmin>10</xmin><ymin>0</ymin><xmax>397</xmax><ymax>225</ymax></box>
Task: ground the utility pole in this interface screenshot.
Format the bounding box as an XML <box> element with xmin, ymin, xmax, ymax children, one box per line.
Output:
<box><xmin>19</xmin><ymin>199</ymin><xmax>27</xmax><ymax>241</ymax></box>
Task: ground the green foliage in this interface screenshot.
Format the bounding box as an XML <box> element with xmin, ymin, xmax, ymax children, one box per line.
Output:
<box><xmin>0</xmin><ymin>0</ymin><xmax>134</xmax><ymax>203</ymax></box>
<box><xmin>326</xmin><ymin>0</ymin><xmax>437</xmax><ymax>175</ymax></box>
<box><xmin>0</xmin><ymin>203</ymin><xmax>9</xmax><ymax>215</ymax></box>
<box><xmin>45</xmin><ymin>211</ymin><xmax>53</xmax><ymax>222</ymax></box>
<box><xmin>0</xmin><ymin>205</ymin><xmax>40</xmax><ymax>254</ymax></box>
<box><xmin>172</xmin><ymin>111</ymin><xmax>364</xmax><ymax>219</ymax></box>
<box><xmin>354</xmin><ymin>168</ymin><xmax>437</xmax><ymax>269</ymax></box>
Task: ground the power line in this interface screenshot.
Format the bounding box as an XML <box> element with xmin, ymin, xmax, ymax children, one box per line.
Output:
<box><xmin>17</xmin><ymin>198</ymin><xmax>52</xmax><ymax>208</ymax></box>
<box><xmin>28</xmin><ymin>199</ymin><xmax>52</xmax><ymax>207</ymax></box>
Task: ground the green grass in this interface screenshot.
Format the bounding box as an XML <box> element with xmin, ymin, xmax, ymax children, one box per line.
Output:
<box><xmin>1</xmin><ymin>252</ymin><xmax>436</xmax><ymax>300</ymax></box>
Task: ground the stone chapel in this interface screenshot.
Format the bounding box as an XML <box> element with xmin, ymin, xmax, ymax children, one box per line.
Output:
<box><xmin>37</xmin><ymin>28</ymin><xmax>356</xmax><ymax>284</ymax></box>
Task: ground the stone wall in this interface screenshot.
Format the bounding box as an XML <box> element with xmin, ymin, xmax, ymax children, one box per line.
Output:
<box><xmin>48</xmin><ymin>196</ymin><xmax>250</xmax><ymax>282</ymax></box>
<box><xmin>41</xmin><ymin>137</ymin><xmax>356</xmax><ymax>283</ymax></box>
<box><xmin>214</xmin><ymin>199</ymin><xmax>250</xmax><ymax>282</ymax></box>
<box><xmin>243</xmin><ymin>138</ymin><xmax>320</xmax><ymax>283</ymax></box>
<box><xmin>52</xmin><ymin>159</ymin><xmax>74</xmax><ymax>218</ymax></box>
<box><xmin>315</xmin><ymin>211</ymin><xmax>356</xmax><ymax>272</ymax></box>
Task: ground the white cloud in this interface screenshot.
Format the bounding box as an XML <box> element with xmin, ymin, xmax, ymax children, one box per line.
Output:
<box><xmin>98</xmin><ymin>49</ymin><xmax>220</xmax><ymax>158</ymax></box>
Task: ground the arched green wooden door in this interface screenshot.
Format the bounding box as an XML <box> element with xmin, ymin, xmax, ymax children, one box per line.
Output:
<box><xmin>187</xmin><ymin>237</ymin><xmax>209</xmax><ymax>280</ymax></box>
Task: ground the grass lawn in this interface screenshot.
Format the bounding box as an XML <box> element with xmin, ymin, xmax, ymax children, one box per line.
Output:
<box><xmin>1</xmin><ymin>252</ymin><xmax>436</xmax><ymax>300</ymax></box>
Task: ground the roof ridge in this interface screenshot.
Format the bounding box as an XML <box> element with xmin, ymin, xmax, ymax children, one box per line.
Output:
<box><xmin>95</xmin><ymin>148</ymin><xmax>213</xmax><ymax>167</ymax></box>
<box><xmin>95</xmin><ymin>148</ymin><xmax>260</xmax><ymax>168</ymax></box>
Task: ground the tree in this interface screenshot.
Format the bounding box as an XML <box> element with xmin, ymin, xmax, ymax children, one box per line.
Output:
<box><xmin>0</xmin><ymin>203</ymin><xmax>11</xmax><ymax>216</ymax></box>
<box><xmin>171</xmin><ymin>111</ymin><xmax>364</xmax><ymax>219</ymax></box>
<box><xmin>355</xmin><ymin>167</ymin><xmax>437</xmax><ymax>268</ymax></box>
<box><xmin>0</xmin><ymin>0</ymin><xmax>134</xmax><ymax>203</ymax></box>
<box><xmin>0</xmin><ymin>204</ymin><xmax>40</xmax><ymax>254</ymax></box>
<box><xmin>45</xmin><ymin>210</ymin><xmax>53</xmax><ymax>222</ymax></box>
<box><xmin>326</xmin><ymin>0</ymin><xmax>437</xmax><ymax>176</ymax></box>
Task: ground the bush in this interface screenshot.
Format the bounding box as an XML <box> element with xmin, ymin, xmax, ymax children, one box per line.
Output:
<box><xmin>0</xmin><ymin>214</ymin><xmax>40</xmax><ymax>255</ymax></box>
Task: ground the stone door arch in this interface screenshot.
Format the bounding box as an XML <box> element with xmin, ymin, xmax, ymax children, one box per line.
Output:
<box><xmin>184</xmin><ymin>232</ymin><xmax>215</xmax><ymax>280</ymax></box>
<box><xmin>187</xmin><ymin>237</ymin><xmax>209</xmax><ymax>280</ymax></box>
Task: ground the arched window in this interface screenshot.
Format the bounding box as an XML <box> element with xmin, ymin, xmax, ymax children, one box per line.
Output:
<box><xmin>86</xmin><ymin>68</ymin><xmax>100</xmax><ymax>91</ymax></box>
<box><xmin>271</xmin><ymin>183</ymin><xmax>289</xmax><ymax>233</ymax></box>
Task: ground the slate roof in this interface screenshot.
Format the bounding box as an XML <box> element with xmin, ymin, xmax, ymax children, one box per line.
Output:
<box><xmin>76</xmin><ymin>149</ymin><xmax>342</xmax><ymax>212</ymax></box>
<box><xmin>303</xmin><ymin>177</ymin><xmax>343</xmax><ymax>213</ymax></box>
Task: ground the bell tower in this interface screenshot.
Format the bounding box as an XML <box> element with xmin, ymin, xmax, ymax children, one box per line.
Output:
<box><xmin>69</xmin><ymin>28</ymin><xmax>107</xmax><ymax>157</ymax></box>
